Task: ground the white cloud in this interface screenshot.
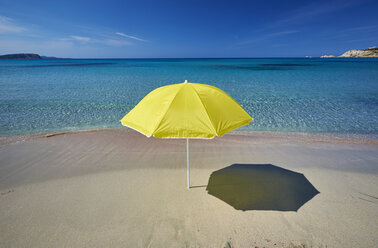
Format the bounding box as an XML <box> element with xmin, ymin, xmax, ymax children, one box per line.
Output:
<box><xmin>59</xmin><ymin>35</ymin><xmax>131</xmax><ymax>47</ymax></box>
<box><xmin>0</xmin><ymin>16</ymin><xmax>26</xmax><ymax>34</ymax></box>
<box><xmin>116</xmin><ymin>32</ymin><xmax>147</xmax><ymax>42</ymax></box>
<box><xmin>70</xmin><ymin>35</ymin><xmax>91</xmax><ymax>42</ymax></box>
<box><xmin>61</xmin><ymin>36</ymin><xmax>131</xmax><ymax>47</ymax></box>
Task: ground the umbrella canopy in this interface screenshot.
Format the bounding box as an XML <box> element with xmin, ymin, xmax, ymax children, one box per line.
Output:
<box><xmin>121</xmin><ymin>80</ymin><xmax>253</xmax><ymax>188</ymax></box>
<box><xmin>121</xmin><ymin>81</ymin><xmax>252</xmax><ymax>139</ymax></box>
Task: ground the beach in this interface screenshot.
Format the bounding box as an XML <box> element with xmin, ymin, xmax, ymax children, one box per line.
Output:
<box><xmin>0</xmin><ymin>129</ymin><xmax>377</xmax><ymax>247</ymax></box>
<box><xmin>1</xmin><ymin>0</ymin><xmax>378</xmax><ymax>246</ymax></box>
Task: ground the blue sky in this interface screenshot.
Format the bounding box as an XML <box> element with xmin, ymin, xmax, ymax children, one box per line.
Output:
<box><xmin>0</xmin><ymin>0</ymin><xmax>377</xmax><ymax>58</ymax></box>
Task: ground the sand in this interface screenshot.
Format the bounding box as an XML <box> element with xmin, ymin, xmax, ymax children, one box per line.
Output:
<box><xmin>0</xmin><ymin>129</ymin><xmax>377</xmax><ymax>247</ymax></box>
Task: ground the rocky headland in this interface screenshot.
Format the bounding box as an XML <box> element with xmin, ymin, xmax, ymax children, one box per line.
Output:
<box><xmin>321</xmin><ymin>46</ymin><xmax>378</xmax><ymax>58</ymax></box>
<box><xmin>320</xmin><ymin>55</ymin><xmax>336</xmax><ymax>58</ymax></box>
<box><xmin>339</xmin><ymin>47</ymin><xmax>378</xmax><ymax>57</ymax></box>
<box><xmin>0</xmin><ymin>53</ymin><xmax>42</xmax><ymax>59</ymax></box>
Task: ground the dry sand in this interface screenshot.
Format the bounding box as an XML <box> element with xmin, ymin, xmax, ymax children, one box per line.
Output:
<box><xmin>0</xmin><ymin>129</ymin><xmax>377</xmax><ymax>247</ymax></box>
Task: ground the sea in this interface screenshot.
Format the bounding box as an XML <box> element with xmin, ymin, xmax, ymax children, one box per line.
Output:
<box><xmin>0</xmin><ymin>58</ymin><xmax>377</xmax><ymax>138</ymax></box>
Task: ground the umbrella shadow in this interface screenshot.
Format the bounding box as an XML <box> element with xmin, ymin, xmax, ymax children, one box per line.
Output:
<box><xmin>206</xmin><ymin>164</ymin><xmax>319</xmax><ymax>211</ymax></box>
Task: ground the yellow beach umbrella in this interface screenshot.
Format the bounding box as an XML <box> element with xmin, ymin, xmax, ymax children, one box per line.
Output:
<box><xmin>121</xmin><ymin>80</ymin><xmax>252</xmax><ymax>188</ymax></box>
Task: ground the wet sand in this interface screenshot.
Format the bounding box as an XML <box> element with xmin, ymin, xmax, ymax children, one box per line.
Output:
<box><xmin>0</xmin><ymin>129</ymin><xmax>377</xmax><ymax>247</ymax></box>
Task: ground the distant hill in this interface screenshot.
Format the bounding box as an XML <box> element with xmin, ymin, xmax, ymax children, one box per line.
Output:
<box><xmin>0</xmin><ymin>53</ymin><xmax>42</xmax><ymax>59</ymax></box>
<box><xmin>320</xmin><ymin>47</ymin><xmax>378</xmax><ymax>58</ymax></box>
<box><xmin>339</xmin><ymin>47</ymin><xmax>378</xmax><ymax>58</ymax></box>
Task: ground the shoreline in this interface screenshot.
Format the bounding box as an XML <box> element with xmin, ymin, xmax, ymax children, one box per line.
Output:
<box><xmin>1</xmin><ymin>128</ymin><xmax>377</xmax><ymax>147</ymax></box>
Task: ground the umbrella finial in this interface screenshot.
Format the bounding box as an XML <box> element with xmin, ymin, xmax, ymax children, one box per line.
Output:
<box><xmin>184</xmin><ymin>80</ymin><xmax>188</xmax><ymax>83</ymax></box>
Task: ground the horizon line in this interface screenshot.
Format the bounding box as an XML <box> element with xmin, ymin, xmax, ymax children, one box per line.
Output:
<box><xmin>0</xmin><ymin>55</ymin><xmax>355</xmax><ymax>59</ymax></box>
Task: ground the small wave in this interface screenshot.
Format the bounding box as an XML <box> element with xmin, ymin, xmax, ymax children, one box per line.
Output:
<box><xmin>207</xmin><ymin>65</ymin><xmax>292</xmax><ymax>71</ymax></box>
<box><xmin>259</xmin><ymin>63</ymin><xmax>313</xmax><ymax>66</ymax></box>
<box><xmin>20</xmin><ymin>62</ymin><xmax>116</xmax><ymax>68</ymax></box>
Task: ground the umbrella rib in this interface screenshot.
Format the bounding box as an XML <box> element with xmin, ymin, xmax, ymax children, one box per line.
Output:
<box><xmin>188</xmin><ymin>84</ymin><xmax>218</xmax><ymax>136</ymax></box>
<box><xmin>151</xmin><ymin>84</ymin><xmax>185</xmax><ymax>136</ymax></box>
<box><xmin>217</xmin><ymin>118</ymin><xmax>252</xmax><ymax>137</ymax></box>
<box><xmin>203</xmin><ymin>83</ymin><xmax>246</xmax><ymax>108</ymax></box>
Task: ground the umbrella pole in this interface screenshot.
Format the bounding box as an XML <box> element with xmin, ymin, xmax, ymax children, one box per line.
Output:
<box><xmin>187</xmin><ymin>138</ymin><xmax>190</xmax><ymax>189</ymax></box>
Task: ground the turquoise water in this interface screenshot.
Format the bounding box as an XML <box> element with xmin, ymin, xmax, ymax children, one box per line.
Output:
<box><xmin>0</xmin><ymin>58</ymin><xmax>377</xmax><ymax>136</ymax></box>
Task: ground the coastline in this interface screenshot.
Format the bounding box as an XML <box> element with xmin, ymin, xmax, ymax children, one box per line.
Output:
<box><xmin>0</xmin><ymin>128</ymin><xmax>377</xmax><ymax>247</ymax></box>
<box><xmin>1</xmin><ymin>128</ymin><xmax>377</xmax><ymax>147</ymax></box>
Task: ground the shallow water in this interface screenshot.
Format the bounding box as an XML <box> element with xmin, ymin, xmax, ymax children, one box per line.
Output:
<box><xmin>0</xmin><ymin>58</ymin><xmax>377</xmax><ymax>136</ymax></box>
